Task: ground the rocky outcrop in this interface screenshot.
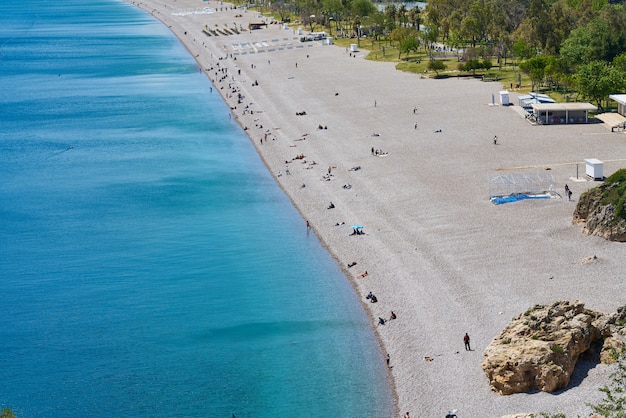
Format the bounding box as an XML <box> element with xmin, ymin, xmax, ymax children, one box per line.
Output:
<box><xmin>482</xmin><ymin>301</ymin><xmax>626</xmax><ymax>395</ymax></box>
<box><xmin>573</xmin><ymin>180</ymin><xmax>626</xmax><ymax>242</ymax></box>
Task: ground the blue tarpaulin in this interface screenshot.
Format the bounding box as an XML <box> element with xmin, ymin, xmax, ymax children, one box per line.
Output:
<box><xmin>490</xmin><ymin>194</ymin><xmax>550</xmax><ymax>205</ymax></box>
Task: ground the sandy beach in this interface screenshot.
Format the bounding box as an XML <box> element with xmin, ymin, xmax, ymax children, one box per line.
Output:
<box><xmin>126</xmin><ymin>0</ymin><xmax>626</xmax><ymax>415</ymax></box>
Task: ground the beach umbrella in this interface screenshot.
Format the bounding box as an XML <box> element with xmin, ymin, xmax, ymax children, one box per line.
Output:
<box><xmin>351</xmin><ymin>225</ymin><xmax>364</xmax><ymax>229</ymax></box>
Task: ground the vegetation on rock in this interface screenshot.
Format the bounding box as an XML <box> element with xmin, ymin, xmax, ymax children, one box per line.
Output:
<box><xmin>574</xmin><ymin>169</ymin><xmax>626</xmax><ymax>241</ymax></box>
<box><xmin>600</xmin><ymin>169</ymin><xmax>626</xmax><ymax>222</ymax></box>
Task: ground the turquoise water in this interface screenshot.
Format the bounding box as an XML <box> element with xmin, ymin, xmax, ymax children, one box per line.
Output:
<box><xmin>0</xmin><ymin>1</ymin><xmax>393</xmax><ymax>416</ymax></box>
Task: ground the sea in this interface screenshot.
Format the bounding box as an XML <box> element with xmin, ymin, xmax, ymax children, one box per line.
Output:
<box><xmin>0</xmin><ymin>0</ymin><xmax>393</xmax><ymax>417</ymax></box>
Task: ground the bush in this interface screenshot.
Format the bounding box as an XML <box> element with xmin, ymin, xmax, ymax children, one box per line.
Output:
<box><xmin>600</xmin><ymin>169</ymin><xmax>626</xmax><ymax>221</ymax></box>
<box><xmin>427</xmin><ymin>60</ymin><xmax>446</xmax><ymax>75</ymax></box>
<box><xmin>589</xmin><ymin>349</ymin><xmax>626</xmax><ymax>417</ymax></box>
<box><xmin>551</xmin><ymin>345</ymin><xmax>565</xmax><ymax>354</ymax></box>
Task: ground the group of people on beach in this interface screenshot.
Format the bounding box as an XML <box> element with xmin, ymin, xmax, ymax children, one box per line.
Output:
<box><xmin>565</xmin><ymin>184</ymin><xmax>573</xmax><ymax>201</ymax></box>
<box><xmin>378</xmin><ymin>311</ymin><xmax>397</xmax><ymax>325</ymax></box>
<box><xmin>371</xmin><ymin>147</ymin><xmax>388</xmax><ymax>156</ymax></box>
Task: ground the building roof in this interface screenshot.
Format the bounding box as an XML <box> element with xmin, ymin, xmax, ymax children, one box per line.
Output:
<box><xmin>609</xmin><ymin>94</ymin><xmax>626</xmax><ymax>105</ymax></box>
<box><xmin>531</xmin><ymin>102</ymin><xmax>597</xmax><ymax>112</ymax></box>
<box><xmin>518</xmin><ymin>93</ymin><xmax>555</xmax><ymax>102</ymax></box>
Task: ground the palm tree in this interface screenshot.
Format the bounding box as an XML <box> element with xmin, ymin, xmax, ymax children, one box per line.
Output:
<box><xmin>398</xmin><ymin>4</ymin><xmax>408</xmax><ymax>27</ymax></box>
<box><xmin>408</xmin><ymin>7</ymin><xmax>421</xmax><ymax>30</ymax></box>
<box><xmin>385</xmin><ymin>4</ymin><xmax>397</xmax><ymax>29</ymax></box>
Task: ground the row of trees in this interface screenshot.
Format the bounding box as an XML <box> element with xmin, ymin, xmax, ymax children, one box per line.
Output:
<box><xmin>250</xmin><ymin>0</ymin><xmax>626</xmax><ymax>108</ymax></box>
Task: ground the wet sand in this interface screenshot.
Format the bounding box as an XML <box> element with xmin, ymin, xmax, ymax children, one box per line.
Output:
<box><xmin>126</xmin><ymin>0</ymin><xmax>626</xmax><ymax>415</ymax></box>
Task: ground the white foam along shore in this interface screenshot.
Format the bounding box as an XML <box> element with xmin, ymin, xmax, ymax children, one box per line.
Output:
<box><xmin>127</xmin><ymin>0</ymin><xmax>626</xmax><ymax>416</ymax></box>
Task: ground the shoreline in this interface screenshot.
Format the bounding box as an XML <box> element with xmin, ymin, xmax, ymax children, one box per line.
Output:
<box><xmin>126</xmin><ymin>0</ymin><xmax>626</xmax><ymax>416</ymax></box>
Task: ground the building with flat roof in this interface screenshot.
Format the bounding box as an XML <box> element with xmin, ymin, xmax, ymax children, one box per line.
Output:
<box><xmin>530</xmin><ymin>102</ymin><xmax>597</xmax><ymax>124</ymax></box>
<box><xmin>609</xmin><ymin>94</ymin><xmax>626</xmax><ymax>116</ymax></box>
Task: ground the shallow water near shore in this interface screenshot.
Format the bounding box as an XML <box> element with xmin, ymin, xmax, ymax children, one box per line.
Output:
<box><xmin>0</xmin><ymin>1</ymin><xmax>393</xmax><ymax>416</ymax></box>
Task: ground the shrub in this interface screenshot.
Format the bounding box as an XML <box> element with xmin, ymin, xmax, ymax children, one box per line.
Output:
<box><xmin>551</xmin><ymin>345</ymin><xmax>565</xmax><ymax>354</ymax></box>
<box><xmin>589</xmin><ymin>349</ymin><xmax>626</xmax><ymax>417</ymax></box>
<box><xmin>427</xmin><ymin>59</ymin><xmax>446</xmax><ymax>75</ymax></box>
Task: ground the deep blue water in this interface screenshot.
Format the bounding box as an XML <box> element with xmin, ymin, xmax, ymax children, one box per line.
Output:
<box><xmin>0</xmin><ymin>1</ymin><xmax>393</xmax><ymax>417</ymax></box>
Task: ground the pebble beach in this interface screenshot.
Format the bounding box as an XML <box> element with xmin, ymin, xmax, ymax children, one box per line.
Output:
<box><xmin>126</xmin><ymin>0</ymin><xmax>626</xmax><ymax>415</ymax></box>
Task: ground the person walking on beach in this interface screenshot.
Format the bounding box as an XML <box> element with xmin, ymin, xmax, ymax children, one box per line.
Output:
<box><xmin>493</xmin><ymin>135</ymin><xmax>498</xmax><ymax>145</ymax></box>
<box><xmin>565</xmin><ymin>184</ymin><xmax>570</xmax><ymax>196</ymax></box>
<box><xmin>568</xmin><ymin>189</ymin><xmax>573</xmax><ymax>201</ymax></box>
<box><xmin>464</xmin><ymin>333</ymin><xmax>471</xmax><ymax>351</ymax></box>
<box><xmin>386</xmin><ymin>353</ymin><xmax>391</xmax><ymax>368</ymax></box>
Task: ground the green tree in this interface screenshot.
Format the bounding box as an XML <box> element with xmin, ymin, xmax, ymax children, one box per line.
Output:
<box><xmin>576</xmin><ymin>60</ymin><xmax>626</xmax><ymax>110</ymax></box>
<box><xmin>400</xmin><ymin>37</ymin><xmax>420</xmax><ymax>58</ymax></box>
<box><xmin>447</xmin><ymin>29</ymin><xmax>464</xmax><ymax>61</ymax></box>
<box><xmin>271</xmin><ymin>0</ymin><xmax>294</xmax><ymax>23</ymax></box>
<box><xmin>385</xmin><ymin>4</ymin><xmax>397</xmax><ymax>30</ymax></box>
<box><xmin>398</xmin><ymin>4</ymin><xmax>408</xmax><ymax>27</ymax></box>
<box><xmin>548</xmin><ymin>0</ymin><xmax>577</xmax><ymax>54</ymax></box>
<box><xmin>464</xmin><ymin>0</ymin><xmax>493</xmax><ymax>46</ymax></box>
<box><xmin>561</xmin><ymin>8</ymin><xmax>626</xmax><ymax>69</ymax></box>
<box><xmin>512</xmin><ymin>38</ymin><xmax>535</xmax><ymax>60</ymax></box>
<box><xmin>391</xmin><ymin>27</ymin><xmax>419</xmax><ymax>58</ymax></box>
<box><xmin>423</xmin><ymin>24</ymin><xmax>440</xmax><ymax>58</ymax></box>
<box><xmin>321</xmin><ymin>0</ymin><xmax>346</xmax><ymax>33</ymax></box>
<box><xmin>519</xmin><ymin>55</ymin><xmax>556</xmax><ymax>91</ymax></box>
<box><xmin>560</xmin><ymin>17</ymin><xmax>607</xmax><ymax>69</ymax></box>
<box><xmin>525</xmin><ymin>0</ymin><xmax>554</xmax><ymax>52</ymax></box>
<box><xmin>408</xmin><ymin>7</ymin><xmax>421</xmax><ymax>30</ymax></box>
<box><xmin>351</xmin><ymin>0</ymin><xmax>375</xmax><ymax>19</ymax></box>
<box><xmin>614</xmin><ymin>53</ymin><xmax>626</xmax><ymax>72</ymax></box>
<box><xmin>428</xmin><ymin>59</ymin><xmax>447</xmax><ymax>75</ymax></box>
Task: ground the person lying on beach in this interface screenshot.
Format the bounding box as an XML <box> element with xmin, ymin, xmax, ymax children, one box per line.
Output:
<box><xmin>390</xmin><ymin>311</ymin><xmax>397</xmax><ymax>320</ymax></box>
<box><xmin>349</xmin><ymin>166</ymin><xmax>361</xmax><ymax>171</ymax></box>
<box><xmin>378</xmin><ymin>317</ymin><xmax>386</xmax><ymax>325</ymax></box>
<box><xmin>358</xmin><ymin>271</ymin><xmax>369</xmax><ymax>278</ymax></box>
<box><xmin>327</xmin><ymin>202</ymin><xmax>335</xmax><ymax>209</ymax></box>
<box><xmin>342</xmin><ymin>184</ymin><xmax>351</xmax><ymax>189</ymax></box>
<box><xmin>335</xmin><ymin>221</ymin><xmax>345</xmax><ymax>226</ymax></box>
<box><xmin>347</xmin><ymin>261</ymin><xmax>357</xmax><ymax>268</ymax></box>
